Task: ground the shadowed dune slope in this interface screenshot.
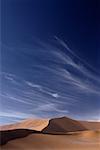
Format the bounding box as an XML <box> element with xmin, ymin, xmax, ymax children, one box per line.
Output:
<box><xmin>0</xmin><ymin>119</ymin><xmax>49</xmax><ymax>131</ymax></box>
<box><xmin>0</xmin><ymin>129</ymin><xmax>40</xmax><ymax>145</ymax></box>
<box><xmin>42</xmin><ymin>117</ymin><xmax>86</xmax><ymax>134</ymax></box>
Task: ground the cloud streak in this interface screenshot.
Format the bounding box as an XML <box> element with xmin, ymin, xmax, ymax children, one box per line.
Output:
<box><xmin>1</xmin><ymin>38</ymin><xmax>100</xmax><ymax>124</ymax></box>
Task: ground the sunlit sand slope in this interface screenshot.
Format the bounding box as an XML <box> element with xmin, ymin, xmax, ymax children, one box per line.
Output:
<box><xmin>0</xmin><ymin>119</ymin><xmax>49</xmax><ymax>131</ymax></box>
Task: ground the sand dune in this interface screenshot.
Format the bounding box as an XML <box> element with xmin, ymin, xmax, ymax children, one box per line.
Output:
<box><xmin>42</xmin><ymin>117</ymin><xmax>86</xmax><ymax>134</ymax></box>
<box><xmin>0</xmin><ymin>116</ymin><xmax>100</xmax><ymax>150</ymax></box>
<box><xmin>0</xmin><ymin>119</ymin><xmax>49</xmax><ymax>131</ymax></box>
<box><xmin>80</xmin><ymin>121</ymin><xmax>100</xmax><ymax>130</ymax></box>
<box><xmin>1</xmin><ymin>117</ymin><xmax>100</xmax><ymax>133</ymax></box>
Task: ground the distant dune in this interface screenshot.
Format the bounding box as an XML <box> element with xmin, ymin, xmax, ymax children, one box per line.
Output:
<box><xmin>80</xmin><ymin>121</ymin><xmax>100</xmax><ymax>130</ymax></box>
<box><xmin>0</xmin><ymin>116</ymin><xmax>100</xmax><ymax>150</ymax></box>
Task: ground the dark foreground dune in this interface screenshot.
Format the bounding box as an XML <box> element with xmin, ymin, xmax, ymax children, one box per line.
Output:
<box><xmin>0</xmin><ymin>117</ymin><xmax>100</xmax><ymax>150</ymax></box>
<box><xmin>0</xmin><ymin>129</ymin><xmax>40</xmax><ymax>145</ymax></box>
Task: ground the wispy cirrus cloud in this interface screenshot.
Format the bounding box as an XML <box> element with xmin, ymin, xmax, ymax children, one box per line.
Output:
<box><xmin>1</xmin><ymin>38</ymin><xmax>100</xmax><ymax>124</ymax></box>
<box><xmin>25</xmin><ymin>80</ymin><xmax>60</xmax><ymax>98</ymax></box>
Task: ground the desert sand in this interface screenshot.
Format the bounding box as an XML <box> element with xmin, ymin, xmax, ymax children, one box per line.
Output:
<box><xmin>42</xmin><ymin>117</ymin><xmax>86</xmax><ymax>134</ymax></box>
<box><xmin>80</xmin><ymin>121</ymin><xmax>100</xmax><ymax>130</ymax></box>
<box><xmin>0</xmin><ymin>119</ymin><xmax>49</xmax><ymax>131</ymax></box>
<box><xmin>0</xmin><ymin>117</ymin><xmax>100</xmax><ymax>150</ymax></box>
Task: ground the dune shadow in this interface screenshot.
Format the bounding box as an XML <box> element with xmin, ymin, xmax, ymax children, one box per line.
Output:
<box><xmin>0</xmin><ymin>129</ymin><xmax>40</xmax><ymax>145</ymax></box>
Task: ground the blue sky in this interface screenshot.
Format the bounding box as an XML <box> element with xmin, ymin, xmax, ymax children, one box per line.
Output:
<box><xmin>0</xmin><ymin>0</ymin><xmax>100</xmax><ymax>124</ymax></box>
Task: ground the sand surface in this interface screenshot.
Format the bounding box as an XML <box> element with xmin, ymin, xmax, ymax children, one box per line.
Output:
<box><xmin>0</xmin><ymin>117</ymin><xmax>100</xmax><ymax>150</ymax></box>
<box><xmin>42</xmin><ymin>117</ymin><xmax>86</xmax><ymax>134</ymax></box>
<box><xmin>1</xmin><ymin>131</ymin><xmax>100</xmax><ymax>150</ymax></box>
<box><xmin>80</xmin><ymin>121</ymin><xmax>100</xmax><ymax>130</ymax></box>
<box><xmin>0</xmin><ymin>119</ymin><xmax>49</xmax><ymax>131</ymax></box>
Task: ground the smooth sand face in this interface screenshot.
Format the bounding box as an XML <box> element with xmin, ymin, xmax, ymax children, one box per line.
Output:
<box><xmin>0</xmin><ymin>119</ymin><xmax>49</xmax><ymax>131</ymax></box>
<box><xmin>1</xmin><ymin>131</ymin><xmax>100</xmax><ymax>150</ymax></box>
